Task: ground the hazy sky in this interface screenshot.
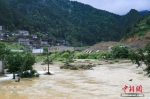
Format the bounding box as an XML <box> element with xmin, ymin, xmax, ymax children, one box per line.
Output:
<box><xmin>74</xmin><ymin>0</ymin><xmax>150</xmax><ymax>15</ymax></box>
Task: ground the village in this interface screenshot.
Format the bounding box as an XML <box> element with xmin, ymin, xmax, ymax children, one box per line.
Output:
<box><xmin>0</xmin><ymin>25</ymin><xmax>75</xmax><ymax>54</ymax></box>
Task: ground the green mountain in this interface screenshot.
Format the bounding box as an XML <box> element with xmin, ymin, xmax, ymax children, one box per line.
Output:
<box><xmin>0</xmin><ymin>0</ymin><xmax>144</xmax><ymax>46</ymax></box>
<box><xmin>122</xmin><ymin>14</ymin><xmax>150</xmax><ymax>40</ymax></box>
<box><xmin>121</xmin><ymin>9</ymin><xmax>142</xmax><ymax>27</ymax></box>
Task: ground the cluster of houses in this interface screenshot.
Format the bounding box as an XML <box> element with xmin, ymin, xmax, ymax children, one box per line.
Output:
<box><xmin>0</xmin><ymin>26</ymin><xmax>74</xmax><ymax>53</ymax></box>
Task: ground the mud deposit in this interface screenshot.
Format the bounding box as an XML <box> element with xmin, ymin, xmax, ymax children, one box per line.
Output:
<box><xmin>0</xmin><ymin>60</ymin><xmax>150</xmax><ymax>99</ymax></box>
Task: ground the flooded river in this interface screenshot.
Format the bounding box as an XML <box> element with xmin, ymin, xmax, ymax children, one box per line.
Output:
<box><xmin>0</xmin><ymin>60</ymin><xmax>150</xmax><ymax>99</ymax></box>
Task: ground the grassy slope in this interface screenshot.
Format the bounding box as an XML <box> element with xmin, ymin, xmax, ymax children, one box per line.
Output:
<box><xmin>4</xmin><ymin>42</ymin><xmax>25</xmax><ymax>50</ymax></box>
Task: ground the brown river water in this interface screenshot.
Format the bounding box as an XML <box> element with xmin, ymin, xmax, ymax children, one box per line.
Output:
<box><xmin>0</xmin><ymin>60</ymin><xmax>150</xmax><ymax>99</ymax></box>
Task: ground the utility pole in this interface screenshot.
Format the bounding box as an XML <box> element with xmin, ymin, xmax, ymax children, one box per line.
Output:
<box><xmin>47</xmin><ymin>49</ymin><xmax>50</xmax><ymax>74</ymax></box>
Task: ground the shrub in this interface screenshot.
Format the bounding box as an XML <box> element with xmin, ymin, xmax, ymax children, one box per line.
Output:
<box><xmin>115</xmin><ymin>60</ymin><xmax>119</xmax><ymax>62</ymax></box>
<box><xmin>72</xmin><ymin>66</ymin><xmax>79</xmax><ymax>70</ymax></box>
<box><xmin>111</xmin><ymin>45</ymin><xmax>130</xmax><ymax>58</ymax></box>
<box><xmin>74</xmin><ymin>53</ymin><xmax>89</xmax><ymax>59</ymax></box>
<box><xmin>57</xmin><ymin>58</ymin><xmax>64</xmax><ymax>61</ymax></box>
<box><xmin>22</xmin><ymin>71</ymin><xmax>31</xmax><ymax>78</ymax></box>
<box><xmin>49</xmin><ymin>53</ymin><xmax>56</xmax><ymax>59</ymax></box>
<box><xmin>87</xmin><ymin>53</ymin><xmax>96</xmax><ymax>59</ymax></box>
<box><xmin>61</xmin><ymin>52</ymin><xmax>70</xmax><ymax>59</ymax></box>
<box><xmin>96</xmin><ymin>52</ymin><xmax>113</xmax><ymax>59</ymax></box>
<box><xmin>21</xmin><ymin>70</ymin><xmax>39</xmax><ymax>78</ymax></box>
<box><xmin>30</xmin><ymin>70</ymin><xmax>37</xmax><ymax>76</ymax></box>
<box><xmin>129</xmin><ymin>42</ymin><xmax>150</xmax><ymax>76</ymax></box>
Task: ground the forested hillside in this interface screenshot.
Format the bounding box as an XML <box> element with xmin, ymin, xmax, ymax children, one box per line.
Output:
<box><xmin>0</xmin><ymin>0</ymin><xmax>146</xmax><ymax>46</ymax></box>
<box><xmin>122</xmin><ymin>14</ymin><xmax>150</xmax><ymax>40</ymax></box>
<box><xmin>120</xmin><ymin>9</ymin><xmax>142</xmax><ymax>27</ymax></box>
<box><xmin>0</xmin><ymin>0</ymin><xmax>29</xmax><ymax>30</ymax></box>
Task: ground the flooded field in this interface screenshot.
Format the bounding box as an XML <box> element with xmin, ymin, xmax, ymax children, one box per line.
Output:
<box><xmin>0</xmin><ymin>60</ymin><xmax>150</xmax><ymax>99</ymax></box>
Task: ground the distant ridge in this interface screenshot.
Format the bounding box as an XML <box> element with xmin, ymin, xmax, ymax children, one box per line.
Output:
<box><xmin>139</xmin><ymin>10</ymin><xmax>150</xmax><ymax>15</ymax></box>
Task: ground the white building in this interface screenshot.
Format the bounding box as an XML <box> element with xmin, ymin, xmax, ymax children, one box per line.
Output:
<box><xmin>32</xmin><ymin>48</ymin><xmax>43</xmax><ymax>54</ymax></box>
<box><xmin>31</xmin><ymin>34</ymin><xmax>38</xmax><ymax>38</ymax></box>
<box><xmin>16</xmin><ymin>30</ymin><xmax>29</xmax><ymax>36</ymax></box>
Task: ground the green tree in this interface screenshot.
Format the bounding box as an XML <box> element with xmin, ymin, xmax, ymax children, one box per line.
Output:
<box><xmin>0</xmin><ymin>42</ymin><xmax>6</xmax><ymax>60</ymax></box>
<box><xmin>111</xmin><ymin>45</ymin><xmax>130</xmax><ymax>58</ymax></box>
<box><xmin>6</xmin><ymin>52</ymin><xmax>36</xmax><ymax>79</ymax></box>
<box><xmin>0</xmin><ymin>42</ymin><xmax>10</xmax><ymax>74</ymax></box>
<box><xmin>6</xmin><ymin>52</ymin><xmax>22</xmax><ymax>79</ymax></box>
<box><xmin>130</xmin><ymin>42</ymin><xmax>150</xmax><ymax>76</ymax></box>
<box><xmin>22</xmin><ymin>52</ymin><xmax>36</xmax><ymax>71</ymax></box>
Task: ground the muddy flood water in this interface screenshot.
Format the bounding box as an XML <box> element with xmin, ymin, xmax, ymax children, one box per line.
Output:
<box><xmin>0</xmin><ymin>59</ymin><xmax>150</xmax><ymax>99</ymax></box>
